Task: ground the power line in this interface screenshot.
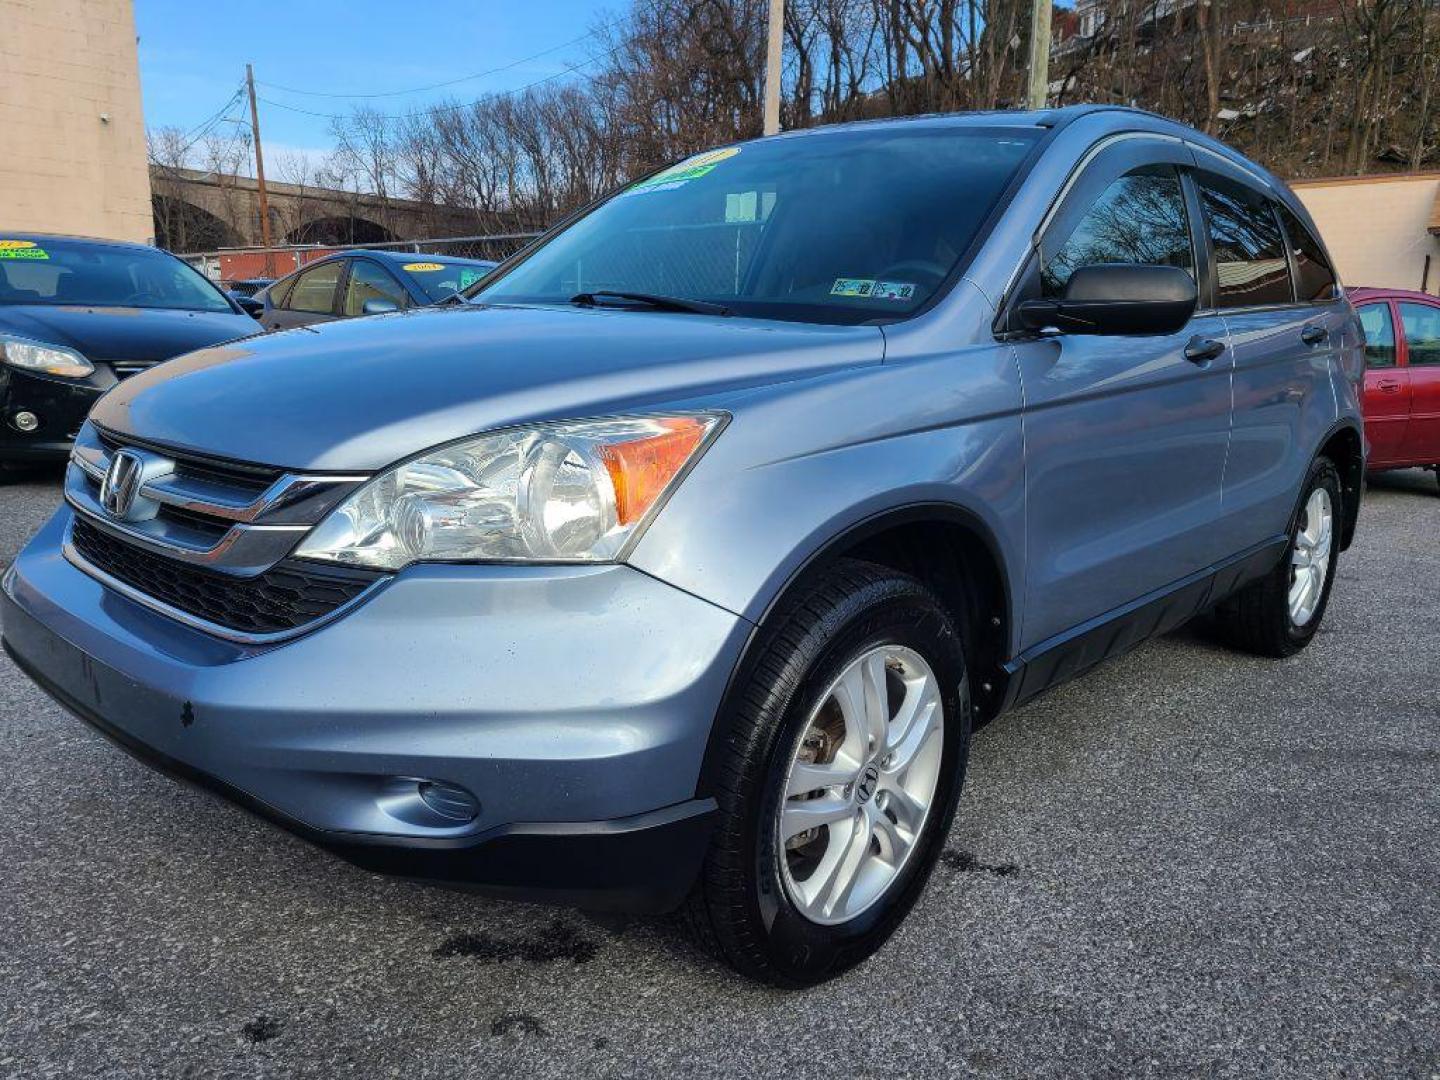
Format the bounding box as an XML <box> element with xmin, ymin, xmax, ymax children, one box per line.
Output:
<box><xmin>257</xmin><ymin>27</ymin><xmax>609</xmax><ymax>100</ymax></box>
<box><xmin>157</xmin><ymin>84</ymin><xmax>248</xmax><ymax>164</ymax></box>
<box><xmin>257</xmin><ymin>40</ymin><xmax>625</xmax><ymax>123</ymax></box>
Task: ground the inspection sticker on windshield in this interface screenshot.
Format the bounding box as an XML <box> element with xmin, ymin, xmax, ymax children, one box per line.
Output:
<box><xmin>830</xmin><ymin>278</ymin><xmax>875</xmax><ymax>298</ymax></box>
<box><xmin>458</xmin><ymin>269</ymin><xmax>485</xmax><ymax>288</ymax></box>
<box><xmin>0</xmin><ymin>240</ymin><xmax>47</xmax><ymax>260</ymax></box>
<box><xmin>625</xmin><ymin>146</ymin><xmax>741</xmax><ymax>197</ymax></box>
<box><xmin>403</xmin><ymin>262</ymin><xmax>445</xmax><ymax>272</ymax></box>
<box><xmin>873</xmin><ymin>281</ymin><xmax>916</xmax><ymax>301</ymax></box>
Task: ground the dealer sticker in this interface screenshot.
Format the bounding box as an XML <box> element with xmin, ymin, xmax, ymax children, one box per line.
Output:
<box><xmin>0</xmin><ymin>240</ymin><xmax>47</xmax><ymax>260</ymax></box>
<box><xmin>625</xmin><ymin>146</ymin><xmax>741</xmax><ymax>196</ymax></box>
<box><xmin>403</xmin><ymin>262</ymin><xmax>445</xmax><ymax>272</ymax></box>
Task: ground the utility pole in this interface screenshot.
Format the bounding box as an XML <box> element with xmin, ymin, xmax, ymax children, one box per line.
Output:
<box><xmin>244</xmin><ymin>63</ymin><xmax>274</xmax><ymax>272</ymax></box>
<box><xmin>1025</xmin><ymin>0</ymin><xmax>1053</xmax><ymax>111</ymax></box>
<box><xmin>762</xmin><ymin>0</ymin><xmax>784</xmax><ymax>135</ymax></box>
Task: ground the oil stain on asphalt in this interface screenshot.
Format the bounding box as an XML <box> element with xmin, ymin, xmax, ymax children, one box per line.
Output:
<box><xmin>433</xmin><ymin>918</ymin><xmax>601</xmax><ymax>964</ymax></box>
<box><xmin>240</xmin><ymin>1015</ymin><xmax>283</xmax><ymax>1044</ymax></box>
<box><xmin>939</xmin><ymin>849</ymin><xmax>1021</xmax><ymax>876</ymax></box>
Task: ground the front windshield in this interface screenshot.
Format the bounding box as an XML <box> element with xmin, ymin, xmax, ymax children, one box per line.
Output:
<box><xmin>402</xmin><ymin>259</ymin><xmax>495</xmax><ymax>302</ymax></box>
<box><xmin>473</xmin><ymin>125</ymin><xmax>1039</xmax><ymax>324</ymax></box>
<box><xmin>0</xmin><ymin>238</ymin><xmax>234</xmax><ymax>312</ymax></box>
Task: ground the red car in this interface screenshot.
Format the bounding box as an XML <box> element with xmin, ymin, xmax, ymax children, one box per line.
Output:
<box><xmin>1350</xmin><ymin>287</ymin><xmax>1440</xmax><ymax>491</ymax></box>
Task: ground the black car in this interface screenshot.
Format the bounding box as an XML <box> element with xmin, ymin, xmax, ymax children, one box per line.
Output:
<box><xmin>0</xmin><ymin>235</ymin><xmax>259</xmax><ymax>474</ymax></box>
<box><xmin>252</xmin><ymin>251</ymin><xmax>497</xmax><ymax>331</ymax></box>
<box><xmin>226</xmin><ymin>277</ymin><xmax>274</xmax><ymax>298</ymax></box>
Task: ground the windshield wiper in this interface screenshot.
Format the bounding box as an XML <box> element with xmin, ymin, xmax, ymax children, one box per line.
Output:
<box><xmin>569</xmin><ymin>291</ymin><xmax>731</xmax><ymax>317</ymax></box>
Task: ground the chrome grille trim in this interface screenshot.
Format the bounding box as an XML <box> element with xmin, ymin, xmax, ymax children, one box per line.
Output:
<box><xmin>76</xmin><ymin>426</ymin><xmax>365</xmax><ymax>526</ymax></box>
<box><xmin>66</xmin><ymin>478</ymin><xmax>307</xmax><ymax>576</ymax></box>
<box><xmin>67</xmin><ymin>424</ymin><xmax>369</xmax><ymax>576</ymax></box>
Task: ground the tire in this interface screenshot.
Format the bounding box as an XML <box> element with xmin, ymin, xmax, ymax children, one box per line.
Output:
<box><xmin>684</xmin><ymin>558</ymin><xmax>971</xmax><ymax>987</ymax></box>
<box><xmin>1212</xmin><ymin>456</ymin><xmax>1342</xmax><ymax>658</ymax></box>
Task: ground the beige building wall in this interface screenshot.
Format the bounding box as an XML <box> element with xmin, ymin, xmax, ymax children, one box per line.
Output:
<box><xmin>1291</xmin><ymin>173</ymin><xmax>1440</xmax><ymax>297</ymax></box>
<box><xmin>0</xmin><ymin>0</ymin><xmax>152</xmax><ymax>242</ymax></box>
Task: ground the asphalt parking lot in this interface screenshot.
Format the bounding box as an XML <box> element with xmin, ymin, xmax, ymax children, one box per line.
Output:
<box><xmin>0</xmin><ymin>466</ymin><xmax>1436</xmax><ymax>1080</ymax></box>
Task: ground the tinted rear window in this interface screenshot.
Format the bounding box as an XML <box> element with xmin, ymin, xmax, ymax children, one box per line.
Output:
<box><xmin>1196</xmin><ymin>174</ymin><xmax>1293</xmax><ymax>309</ymax></box>
<box><xmin>1276</xmin><ymin>203</ymin><xmax>1337</xmax><ymax>301</ymax></box>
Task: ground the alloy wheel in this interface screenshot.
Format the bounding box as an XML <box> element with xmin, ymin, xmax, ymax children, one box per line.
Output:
<box><xmin>777</xmin><ymin>644</ymin><xmax>945</xmax><ymax>925</ymax></box>
<box><xmin>1289</xmin><ymin>486</ymin><xmax>1333</xmax><ymax>627</ymax></box>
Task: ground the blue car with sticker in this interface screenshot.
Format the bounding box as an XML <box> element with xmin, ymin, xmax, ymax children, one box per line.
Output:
<box><xmin>2</xmin><ymin>107</ymin><xmax>1364</xmax><ymax>986</ymax></box>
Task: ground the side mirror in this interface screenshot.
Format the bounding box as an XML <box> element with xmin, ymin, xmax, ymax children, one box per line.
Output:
<box><xmin>362</xmin><ymin>298</ymin><xmax>400</xmax><ymax>316</ymax></box>
<box><xmin>230</xmin><ymin>292</ymin><xmax>263</xmax><ymax>319</ymax></box>
<box><xmin>1016</xmin><ymin>264</ymin><xmax>1197</xmax><ymax>336</ymax></box>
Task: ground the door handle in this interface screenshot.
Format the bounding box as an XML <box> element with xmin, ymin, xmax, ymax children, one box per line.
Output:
<box><xmin>1184</xmin><ymin>336</ymin><xmax>1226</xmax><ymax>364</ymax></box>
<box><xmin>1377</xmin><ymin>379</ymin><xmax>1401</xmax><ymax>393</ymax></box>
<box><xmin>1301</xmin><ymin>324</ymin><xmax>1328</xmax><ymax>346</ymax></box>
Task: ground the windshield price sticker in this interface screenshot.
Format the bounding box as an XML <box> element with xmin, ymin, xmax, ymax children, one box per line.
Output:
<box><xmin>625</xmin><ymin>147</ymin><xmax>741</xmax><ymax>197</ymax></box>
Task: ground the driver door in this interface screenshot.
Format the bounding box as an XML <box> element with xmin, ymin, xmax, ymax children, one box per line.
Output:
<box><xmin>1011</xmin><ymin>138</ymin><xmax>1233</xmax><ymax>651</ymax></box>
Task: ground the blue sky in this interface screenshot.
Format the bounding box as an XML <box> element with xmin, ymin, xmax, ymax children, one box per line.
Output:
<box><xmin>136</xmin><ymin>0</ymin><xmax>615</xmax><ymax>174</ymax></box>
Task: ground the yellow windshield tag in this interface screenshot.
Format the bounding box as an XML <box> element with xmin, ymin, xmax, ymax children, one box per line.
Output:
<box><xmin>403</xmin><ymin>262</ymin><xmax>445</xmax><ymax>272</ymax></box>
<box><xmin>0</xmin><ymin>242</ymin><xmax>47</xmax><ymax>260</ymax></box>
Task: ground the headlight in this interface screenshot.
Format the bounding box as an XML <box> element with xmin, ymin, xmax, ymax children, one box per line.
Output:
<box><xmin>0</xmin><ymin>333</ymin><xmax>94</xmax><ymax>378</ymax></box>
<box><xmin>295</xmin><ymin>413</ymin><xmax>725</xmax><ymax>569</ymax></box>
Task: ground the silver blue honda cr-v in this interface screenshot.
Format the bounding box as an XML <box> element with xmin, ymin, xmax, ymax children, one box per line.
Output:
<box><xmin>2</xmin><ymin>106</ymin><xmax>1364</xmax><ymax>986</ymax></box>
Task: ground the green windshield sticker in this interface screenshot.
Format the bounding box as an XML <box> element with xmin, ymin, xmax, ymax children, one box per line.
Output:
<box><xmin>458</xmin><ymin>269</ymin><xmax>484</xmax><ymax>289</ymax></box>
<box><xmin>0</xmin><ymin>246</ymin><xmax>47</xmax><ymax>260</ymax></box>
<box><xmin>872</xmin><ymin>281</ymin><xmax>916</xmax><ymax>301</ymax></box>
<box><xmin>830</xmin><ymin>278</ymin><xmax>875</xmax><ymax>298</ymax></box>
<box><xmin>625</xmin><ymin>146</ymin><xmax>741</xmax><ymax>197</ymax></box>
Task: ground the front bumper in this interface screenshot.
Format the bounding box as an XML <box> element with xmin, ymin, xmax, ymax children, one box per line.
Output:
<box><xmin>0</xmin><ymin>366</ymin><xmax>107</xmax><ymax>463</ymax></box>
<box><xmin>2</xmin><ymin>506</ymin><xmax>751</xmax><ymax>912</ymax></box>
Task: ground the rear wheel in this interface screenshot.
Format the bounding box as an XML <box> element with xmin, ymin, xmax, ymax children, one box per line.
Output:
<box><xmin>684</xmin><ymin>559</ymin><xmax>970</xmax><ymax>987</ymax></box>
<box><xmin>1213</xmin><ymin>456</ymin><xmax>1342</xmax><ymax>658</ymax></box>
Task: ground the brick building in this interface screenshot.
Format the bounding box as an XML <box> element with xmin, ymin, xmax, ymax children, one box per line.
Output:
<box><xmin>0</xmin><ymin>0</ymin><xmax>152</xmax><ymax>242</ymax></box>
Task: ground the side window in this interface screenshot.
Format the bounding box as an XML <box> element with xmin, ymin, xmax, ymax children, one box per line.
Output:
<box><xmin>1196</xmin><ymin>174</ymin><xmax>1293</xmax><ymax>308</ymax></box>
<box><xmin>1042</xmin><ymin>164</ymin><xmax>1194</xmax><ymax>297</ymax></box>
<box><xmin>1275</xmin><ymin>203</ymin><xmax>1337</xmax><ymax>302</ymax></box>
<box><xmin>1398</xmin><ymin>302</ymin><xmax>1440</xmax><ymax>367</ymax></box>
<box><xmin>284</xmin><ymin>261</ymin><xmax>343</xmax><ymax>315</ymax></box>
<box><xmin>344</xmin><ymin>261</ymin><xmax>409</xmax><ymax>316</ymax></box>
<box><xmin>266</xmin><ymin>276</ymin><xmax>295</xmax><ymax>308</ymax></box>
<box><xmin>1357</xmin><ymin>303</ymin><xmax>1397</xmax><ymax>369</ymax></box>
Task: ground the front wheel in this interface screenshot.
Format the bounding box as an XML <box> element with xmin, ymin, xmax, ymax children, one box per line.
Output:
<box><xmin>684</xmin><ymin>559</ymin><xmax>970</xmax><ymax>986</ymax></box>
<box><xmin>1213</xmin><ymin>456</ymin><xmax>1342</xmax><ymax>658</ymax></box>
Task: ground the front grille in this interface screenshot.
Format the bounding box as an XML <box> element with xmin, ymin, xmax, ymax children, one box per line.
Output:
<box><xmin>95</xmin><ymin>427</ymin><xmax>282</xmax><ymax>493</ymax></box>
<box><xmin>106</xmin><ymin>359</ymin><xmax>159</xmax><ymax>380</ymax></box>
<box><xmin>70</xmin><ymin>516</ymin><xmax>380</xmax><ymax>637</ymax></box>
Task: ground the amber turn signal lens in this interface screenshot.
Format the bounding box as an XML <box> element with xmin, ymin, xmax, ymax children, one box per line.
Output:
<box><xmin>598</xmin><ymin>417</ymin><xmax>710</xmax><ymax>525</ymax></box>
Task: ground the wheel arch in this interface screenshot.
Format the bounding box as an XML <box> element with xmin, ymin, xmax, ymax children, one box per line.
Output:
<box><xmin>1318</xmin><ymin>420</ymin><xmax>1363</xmax><ymax>551</ymax></box>
<box><xmin>695</xmin><ymin>502</ymin><xmax>1016</xmax><ymax>800</ymax></box>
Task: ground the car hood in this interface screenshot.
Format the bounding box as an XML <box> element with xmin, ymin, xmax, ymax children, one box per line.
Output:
<box><xmin>92</xmin><ymin>303</ymin><xmax>885</xmax><ymax>471</ymax></box>
<box><xmin>0</xmin><ymin>304</ymin><xmax>258</xmax><ymax>363</ymax></box>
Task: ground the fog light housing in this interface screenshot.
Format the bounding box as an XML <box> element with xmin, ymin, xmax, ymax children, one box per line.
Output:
<box><xmin>417</xmin><ymin>780</ymin><xmax>481</xmax><ymax>823</ymax></box>
<box><xmin>10</xmin><ymin>411</ymin><xmax>39</xmax><ymax>433</ymax></box>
